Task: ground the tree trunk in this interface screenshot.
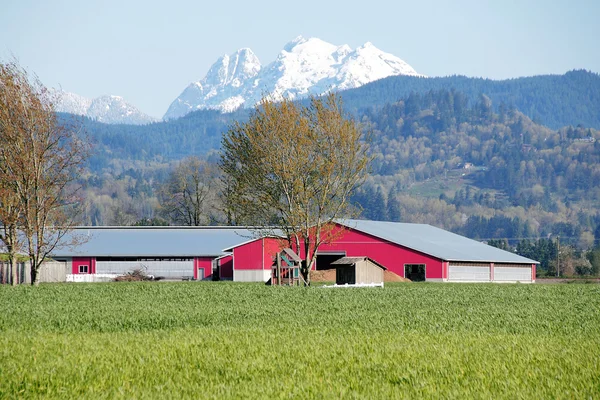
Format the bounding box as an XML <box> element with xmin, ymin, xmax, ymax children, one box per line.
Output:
<box><xmin>10</xmin><ymin>255</ymin><xmax>17</xmax><ymax>286</ymax></box>
<box><xmin>301</xmin><ymin>260</ymin><xmax>311</xmax><ymax>286</ymax></box>
<box><xmin>30</xmin><ymin>262</ymin><xmax>38</xmax><ymax>286</ymax></box>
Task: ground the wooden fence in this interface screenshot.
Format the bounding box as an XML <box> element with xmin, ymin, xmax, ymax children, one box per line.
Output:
<box><xmin>0</xmin><ymin>261</ymin><xmax>68</xmax><ymax>284</ymax></box>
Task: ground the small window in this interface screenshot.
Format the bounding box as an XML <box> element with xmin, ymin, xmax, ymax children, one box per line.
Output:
<box><xmin>404</xmin><ymin>264</ymin><xmax>426</xmax><ymax>282</ymax></box>
<box><xmin>79</xmin><ymin>265</ymin><xmax>89</xmax><ymax>274</ymax></box>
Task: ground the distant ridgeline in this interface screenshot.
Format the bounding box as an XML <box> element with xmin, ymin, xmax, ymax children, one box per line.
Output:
<box><xmin>340</xmin><ymin>70</ymin><xmax>600</xmax><ymax>130</ymax></box>
<box><xmin>60</xmin><ymin>69</ymin><xmax>600</xmax><ymax>171</ymax></box>
<box><xmin>58</xmin><ymin>108</ymin><xmax>250</xmax><ymax>170</ymax></box>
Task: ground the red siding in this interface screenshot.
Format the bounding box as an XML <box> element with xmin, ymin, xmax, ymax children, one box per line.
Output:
<box><xmin>194</xmin><ymin>257</ymin><xmax>213</xmax><ymax>280</ymax></box>
<box><xmin>316</xmin><ymin>227</ymin><xmax>443</xmax><ymax>279</ymax></box>
<box><xmin>219</xmin><ymin>255</ymin><xmax>233</xmax><ymax>279</ymax></box>
<box><xmin>233</xmin><ymin>238</ymin><xmax>285</xmax><ymax>271</ymax></box>
<box><xmin>229</xmin><ymin>225</ymin><xmax>444</xmax><ymax>279</ymax></box>
<box><xmin>72</xmin><ymin>257</ymin><xmax>95</xmax><ymax>274</ymax></box>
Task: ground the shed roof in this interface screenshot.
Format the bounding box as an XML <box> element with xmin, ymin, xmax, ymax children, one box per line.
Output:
<box><xmin>52</xmin><ymin>227</ymin><xmax>258</xmax><ymax>258</ymax></box>
<box><xmin>331</xmin><ymin>256</ymin><xmax>387</xmax><ymax>270</ymax></box>
<box><xmin>338</xmin><ymin>219</ymin><xmax>539</xmax><ymax>264</ymax></box>
<box><xmin>282</xmin><ymin>248</ymin><xmax>302</xmax><ymax>262</ymax></box>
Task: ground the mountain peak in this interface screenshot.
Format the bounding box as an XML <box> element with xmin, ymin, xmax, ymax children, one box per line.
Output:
<box><xmin>164</xmin><ymin>36</ymin><xmax>423</xmax><ymax>119</ymax></box>
<box><xmin>283</xmin><ymin>35</ymin><xmax>307</xmax><ymax>51</ymax></box>
<box><xmin>53</xmin><ymin>89</ymin><xmax>156</xmax><ymax>125</ymax></box>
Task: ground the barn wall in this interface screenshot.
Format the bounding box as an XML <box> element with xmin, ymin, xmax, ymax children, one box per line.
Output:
<box><xmin>194</xmin><ymin>257</ymin><xmax>213</xmax><ymax>280</ymax></box>
<box><xmin>72</xmin><ymin>257</ymin><xmax>96</xmax><ymax>274</ymax></box>
<box><xmin>219</xmin><ymin>255</ymin><xmax>233</xmax><ymax>279</ymax></box>
<box><xmin>232</xmin><ymin>238</ymin><xmax>283</xmax><ymax>271</ymax></box>
<box><xmin>233</xmin><ymin>239</ymin><xmax>265</xmax><ymax>271</ymax></box>
<box><xmin>232</xmin><ymin>238</ymin><xmax>285</xmax><ymax>281</ymax></box>
<box><xmin>264</xmin><ymin>238</ymin><xmax>284</xmax><ymax>269</ymax></box>
<box><xmin>316</xmin><ymin>226</ymin><xmax>444</xmax><ymax>279</ymax></box>
<box><xmin>229</xmin><ymin>226</ymin><xmax>444</xmax><ymax>280</ymax></box>
<box><xmin>96</xmin><ymin>260</ymin><xmax>193</xmax><ymax>278</ymax></box>
<box><xmin>38</xmin><ymin>261</ymin><xmax>68</xmax><ymax>283</ymax></box>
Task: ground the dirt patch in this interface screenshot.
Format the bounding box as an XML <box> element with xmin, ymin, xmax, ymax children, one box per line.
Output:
<box><xmin>311</xmin><ymin>269</ymin><xmax>336</xmax><ymax>282</ymax></box>
<box><xmin>384</xmin><ymin>270</ymin><xmax>411</xmax><ymax>282</ymax></box>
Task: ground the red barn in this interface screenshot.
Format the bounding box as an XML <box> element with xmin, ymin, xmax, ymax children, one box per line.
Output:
<box><xmin>226</xmin><ymin>220</ymin><xmax>538</xmax><ymax>283</ymax></box>
<box><xmin>50</xmin><ymin>221</ymin><xmax>537</xmax><ymax>284</ymax></box>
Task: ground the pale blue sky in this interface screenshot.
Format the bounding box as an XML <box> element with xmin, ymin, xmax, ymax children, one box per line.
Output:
<box><xmin>1</xmin><ymin>0</ymin><xmax>598</xmax><ymax>118</ymax></box>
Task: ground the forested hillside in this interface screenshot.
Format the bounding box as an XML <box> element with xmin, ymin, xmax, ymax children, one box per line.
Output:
<box><xmin>340</xmin><ymin>70</ymin><xmax>600</xmax><ymax>129</ymax></box>
<box><xmin>354</xmin><ymin>90</ymin><xmax>600</xmax><ymax>225</ymax></box>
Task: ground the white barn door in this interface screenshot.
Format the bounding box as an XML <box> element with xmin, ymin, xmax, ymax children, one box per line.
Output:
<box><xmin>448</xmin><ymin>263</ymin><xmax>490</xmax><ymax>282</ymax></box>
<box><xmin>493</xmin><ymin>264</ymin><xmax>533</xmax><ymax>282</ymax></box>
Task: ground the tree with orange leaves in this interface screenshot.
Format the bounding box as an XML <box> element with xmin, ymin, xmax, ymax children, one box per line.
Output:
<box><xmin>220</xmin><ymin>93</ymin><xmax>370</xmax><ymax>285</ymax></box>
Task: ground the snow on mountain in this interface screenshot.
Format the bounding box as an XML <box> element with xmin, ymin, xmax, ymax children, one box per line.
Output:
<box><xmin>164</xmin><ymin>48</ymin><xmax>261</xmax><ymax>119</ymax></box>
<box><xmin>52</xmin><ymin>89</ymin><xmax>157</xmax><ymax>125</ymax></box>
<box><xmin>164</xmin><ymin>36</ymin><xmax>424</xmax><ymax>120</ymax></box>
<box><xmin>52</xmin><ymin>90</ymin><xmax>92</xmax><ymax>116</ymax></box>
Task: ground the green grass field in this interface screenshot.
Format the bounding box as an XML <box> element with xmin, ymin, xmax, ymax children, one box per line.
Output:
<box><xmin>1</xmin><ymin>282</ymin><xmax>599</xmax><ymax>398</ymax></box>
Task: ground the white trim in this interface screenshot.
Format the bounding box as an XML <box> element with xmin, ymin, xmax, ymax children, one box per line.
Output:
<box><xmin>322</xmin><ymin>282</ymin><xmax>384</xmax><ymax>288</ymax></box>
<box><xmin>213</xmin><ymin>253</ymin><xmax>232</xmax><ymax>261</ymax></box>
<box><xmin>222</xmin><ymin>237</ymin><xmax>261</xmax><ymax>253</ymax></box>
<box><xmin>67</xmin><ymin>274</ymin><xmax>117</xmax><ymax>282</ymax></box>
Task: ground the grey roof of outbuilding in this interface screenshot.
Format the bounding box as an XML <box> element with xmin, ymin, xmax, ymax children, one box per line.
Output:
<box><xmin>338</xmin><ymin>219</ymin><xmax>539</xmax><ymax>264</ymax></box>
<box><xmin>52</xmin><ymin>227</ymin><xmax>259</xmax><ymax>257</ymax></box>
<box><xmin>331</xmin><ymin>256</ymin><xmax>387</xmax><ymax>269</ymax></box>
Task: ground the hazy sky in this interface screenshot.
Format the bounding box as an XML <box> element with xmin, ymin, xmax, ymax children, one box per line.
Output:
<box><xmin>1</xmin><ymin>0</ymin><xmax>598</xmax><ymax>118</ymax></box>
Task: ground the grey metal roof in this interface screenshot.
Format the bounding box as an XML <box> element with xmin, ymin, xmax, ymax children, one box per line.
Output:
<box><xmin>338</xmin><ymin>219</ymin><xmax>539</xmax><ymax>264</ymax></box>
<box><xmin>331</xmin><ymin>256</ymin><xmax>387</xmax><ymax>269</ymax></box>
<box><xmin>52</xmin><ymin>227</ymin><xmax>259</xmax><ymax>257</ymax></box>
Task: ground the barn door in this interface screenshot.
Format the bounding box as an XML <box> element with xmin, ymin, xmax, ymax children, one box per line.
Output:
<box><xmin>448</xmin><ymin>264</ymin><xmax>490</xmax><ymax>282</ymax></box>
<box><xmin>493</xmin><ymin>266</ymin><xmax>532</xmax><ymax>282</ymax></box>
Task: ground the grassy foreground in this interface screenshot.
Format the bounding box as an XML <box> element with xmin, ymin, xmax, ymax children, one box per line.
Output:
<box><xmin>0</xmin><ymin>282</ymin><xmax>599</xmax><ymax>399</ymax></box>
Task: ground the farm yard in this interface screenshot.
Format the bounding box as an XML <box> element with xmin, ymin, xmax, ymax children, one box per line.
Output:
<box><xmin>0</xmin><ymin>282</ymin><xmax>599</xmax><ymax>398</ymax></box>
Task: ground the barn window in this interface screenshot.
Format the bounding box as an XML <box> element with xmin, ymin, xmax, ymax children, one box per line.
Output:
<box><xmin>79</xmin><ymin>265</ymin><xmax>89</xmax><ymax>274</ymax></box>
<box><xmin>404</xmin><ymin>264</ymin><xmax>425</xmax><ymax>281</ymax></box>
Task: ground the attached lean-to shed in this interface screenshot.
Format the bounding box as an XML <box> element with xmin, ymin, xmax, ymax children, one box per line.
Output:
<box><xmin>331</xmin><ymin>257</ymin><xmax>386</xmax><ymax>285</ymax></box>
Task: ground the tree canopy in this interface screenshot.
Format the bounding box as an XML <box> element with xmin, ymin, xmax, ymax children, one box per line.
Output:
<box><xmin>220</xmin><ymin>93</ymin><xmax>370</xmax><ymax>284</ymax></box>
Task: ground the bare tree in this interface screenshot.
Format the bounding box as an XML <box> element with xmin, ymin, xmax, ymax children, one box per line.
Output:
<box><xmin>158</xmin><ymin>156</ymin><xmax>217</xmax><ymax>226</ymax></box>
<box><xmin>0</xmin><ymin>60</ymin><xmax>87</xmax><ymax>285</ymax></box>
<box><xmin>0</xmin><ymin>184</ymin><xmax>22</xmax><ymax>285</ymax></box>
<box><xmin>220</xmin><ymin>93</ymin><xmax>371</xmax><ymax>285</ymax></box>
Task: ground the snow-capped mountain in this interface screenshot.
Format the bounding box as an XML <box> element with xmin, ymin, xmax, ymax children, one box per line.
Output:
<box><xmin>52</xmin><ymin>89</ymin><xmax>157</xmax><ymax>125</ymax></box>
<box><xmin>164</xmin><ymin>36</ymin><xmax>424</xmax><ymax>120</ymax></box>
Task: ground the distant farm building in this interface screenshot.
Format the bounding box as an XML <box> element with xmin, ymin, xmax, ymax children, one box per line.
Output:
<box><xmin>48</xmin><ymin>220</ymin><xmax>538</xmax><ymax>283</ymax></box>
<box><xmin>52</xmin><ymin>227</ymin><xmax>257</xmax><ymax>282</ymax></box>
